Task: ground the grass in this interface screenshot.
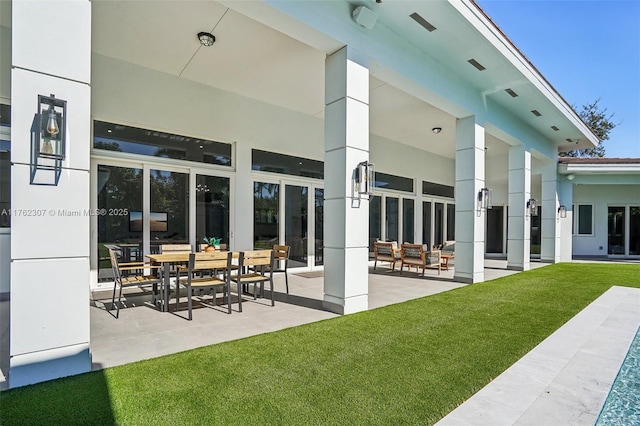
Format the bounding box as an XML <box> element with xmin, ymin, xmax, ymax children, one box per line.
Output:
<box><xmin>1</xmin><ymin>263</ymin><xmax>639</xmax><ymax>425</ymax></box>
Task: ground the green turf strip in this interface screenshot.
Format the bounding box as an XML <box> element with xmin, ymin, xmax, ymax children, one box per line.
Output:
<box><xmin>1</xmin><ymin>263</ymin><xmax>639</xmax><ymax>425</ymax></box>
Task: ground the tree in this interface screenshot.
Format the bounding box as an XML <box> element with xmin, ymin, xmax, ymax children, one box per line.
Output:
<box><xmin>560</xmin><ymin>99</ymin><xmax>618</xmax><ymax>157</ymax></box>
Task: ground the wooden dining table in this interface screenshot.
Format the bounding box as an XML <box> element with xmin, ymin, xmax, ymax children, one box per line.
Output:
<box><xmin>146</xmin><ymin>251</ymin><xmax>239</xmax><ymax>312</ymax></box>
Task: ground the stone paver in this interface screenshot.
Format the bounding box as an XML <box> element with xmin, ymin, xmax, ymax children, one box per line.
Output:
<box><xmin>436</xmin><ymin>286</ymin><xmax>640</xmax><ymax>426</ymax></box>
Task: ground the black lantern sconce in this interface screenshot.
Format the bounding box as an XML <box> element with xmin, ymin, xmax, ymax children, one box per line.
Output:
<box><xmin>354</xmin><ymin>161</ymin><xmax>375</xmax><ymax>198</ymax></box>
<box><xmin>557</xmin><ymin>205</ymin><xmax>567</xmax><ymax>219</ymax></box>
<box><xmin>527</xmin><ymin>198</ymin><xmax>538</xmax><ymax>216</ymax></box>
<box><xmin>477</xmin><ymin>187</ymin><xmax>492</xmax><ymax>213</ymax></box>
<box><xmin>30</xmin><ymin>94</ymin><xmax>66</xmax><ymax>185</ymax></box>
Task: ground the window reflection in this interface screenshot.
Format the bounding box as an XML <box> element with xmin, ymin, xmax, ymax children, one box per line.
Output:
<box><xmin>150</xmin><ymin>169</ymin><xmax>189</xmax><ymax>243</ymax></box>
<box><xmin>254</xmin><ymin>182</ymin><xmax>279</xmax><ymax>249</ymax></box>
<box><xmin>196</xmin><ymin>175</ymin><xmax>230</xmax><ymax>247</ymax></box>
<box><xmin>315</xmin><ymin>188</ymin><xmax>324</xmax><ymax>266</ymax></box>
<box><xmin>97</xmin><ymin>165</ymin><xmax>143</xmax><ymax>281</ymax></box>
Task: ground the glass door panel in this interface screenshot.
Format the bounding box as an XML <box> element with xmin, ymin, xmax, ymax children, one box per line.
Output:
<box><xmin>402</xmin><ymin>198</ymin><xmax>414</xmax><ymax>243</ymax></box>
<box><xmin>285</xmin><ymin>184</ymin><xmax>308</xmax><ymax>267</ymax></box>
<box><xmin>386</xmin><ymin>197</ymin><xmax>399</xmax><ymax>242</ymax></box>
<box><xmin>422</xmin><ymin>201</ymin><xmax>432</xmax><ymax>248</ymax></box>
<box><xmin>486</xmin><ymin>206</ymin><xmax>504</xmax><ymax>253</ymax></box>
<box><xmin>97</xmin><ymin>165</ymin><xmax>142</xmax><ymax>281</ymax></box>
<box><xmin>369</xmin><ymin>195</ymin><xmax>381</xmax><ymax>250</ymax></box>
<box><xmin>196</xmin><ymin>174</ymin><xmax>230</xmax><ymax>248</ymax></box>
<box><xmin>315</xmin><ymin>188</ymin><xmax>324</xmax><ymax>266</ymax></box>
<box><xmin>530</xmin><ymin>206</ymin><xmax>541</xmax><ymax>255</ymax></box>
<box><xmin>434</xmin><ymin>202</ymin><xmax>444</xmax><ymax>246</ymax></box>
<box><xmin>608</xmin><ymin>206</ymin><xmax>625</xmax><ymax>255</ymax></box>
<box><xmin>630</xmin><ymin>207</ymin><xmax>640</xmax><ymax>256</ymax></box>
<box><xmin>150</xmin><ymin>169</ymin><xmax>189</xmax><ymax>250</ymax></box>
<box><xmin>446</xmin><ymin>204</ymin><xmax>455</xmax><ymax>241</ymax></box>
<box><xmin>254</xmin><ymin>182</ymin><xmax>279</xmax><ymax>249</ymax></box>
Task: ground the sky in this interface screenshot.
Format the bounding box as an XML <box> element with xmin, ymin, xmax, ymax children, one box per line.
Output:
<box><xmin>475</xmin><ymin>0</ymin><xmax>640</xmax><ymax>158</ymax></box>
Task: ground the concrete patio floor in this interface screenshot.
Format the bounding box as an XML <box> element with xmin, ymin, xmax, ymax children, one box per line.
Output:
<box><xmin>1</xmin><ymin>259</ymin><xmax>638</xmax><ymax>426</ymax></box>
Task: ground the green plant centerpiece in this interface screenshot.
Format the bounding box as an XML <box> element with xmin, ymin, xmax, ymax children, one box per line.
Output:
<box><xmin>203</xmin><ymin>236</ymin><xmax>221</xmax><ymax>252</ymax></box>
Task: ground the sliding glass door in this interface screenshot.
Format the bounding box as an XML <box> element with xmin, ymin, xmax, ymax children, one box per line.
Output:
<box><xmin>608</xmin><ymin>206</ymin><xmax>640</xmax><ymax>257</ymax></box>
<box><xmin>254</xmin><ymin>180</ymin><xmax>323</xmax><ymax>269</ymax></box>
<box><xmin>96</xmin><ymin>162</ymin><xmax>231</xmax><ymax>281</ymax></box>
<box><xmin>285</xmin><ymin>184</ymin><xmax>308</xmax><ymax>268</ymax></box>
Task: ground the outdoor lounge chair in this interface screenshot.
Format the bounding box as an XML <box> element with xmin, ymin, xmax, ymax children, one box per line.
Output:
<box><xmin>374</xmin><ymin>241</ymin><xmax>399</xmax><ymax>271</ymax></box>
<box><xmin>399</xmin><ymin>243</ymin><xmax>427</xmax><ymax>276</ymax></box>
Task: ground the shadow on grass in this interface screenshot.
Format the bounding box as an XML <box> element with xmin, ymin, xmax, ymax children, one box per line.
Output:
<box><xmin>0</xmin><ymin>298</ymin><xmax>9</xmax><ymax>390</ymax></box>
<box><xmin>0</xmin><ymin>363</ymin><xmax>116</xmax><ymax>425</ymax></box>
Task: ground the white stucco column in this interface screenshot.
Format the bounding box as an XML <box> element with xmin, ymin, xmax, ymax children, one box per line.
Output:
<box><xmin>558</xmin><ymin>176</ymin><xmax>574</xmax><ymax>262</ymax></box>
<box><xmin>10</xmin><ymin>0</ymin><xmax>92</xmax><ymax>387</ymax></box>
<box><xmin>540</xmin><ymin>161</ymin><xmax>560</xmax><ymax>263</ymax></box>
<box><xmin>507</xmin><ymin>145</ymin><xmax>531</xmax><ymax>271</ymax></box>
<box><xmin>234</xmin><ymin>142</ymin><xmax>254</xmax><ymax>252</ymax></box>
<box><xmin>323</xmin><ymin>46</ymin><xmax>369</xmax><ymax>314</ymax></box>
<box><xmin>454</xmin><ymin>116</ymin><xmax>485</xmax><ymax>284</ymax></box>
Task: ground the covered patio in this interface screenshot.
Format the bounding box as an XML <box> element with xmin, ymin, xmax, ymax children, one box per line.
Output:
<box><xmin>87</xmin><ymin>259</ymin><xmax>538</xmax><ymax>373</ymax></box>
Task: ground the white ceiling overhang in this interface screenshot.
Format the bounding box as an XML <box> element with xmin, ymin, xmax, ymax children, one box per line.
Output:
<box><xmin>89</xmin><ymin>0</ymin><xmax>597</xmax><ymax>160</ymax></box>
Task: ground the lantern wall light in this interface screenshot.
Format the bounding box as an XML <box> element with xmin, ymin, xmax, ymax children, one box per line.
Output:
<box><xmin>558</xmin><ymin>205</ymin><xmax>567</xmax><ymax>219</ymax></box>
<box><xmin>477</xmin><ymin>187</ymin><xmax>492</xmax><ymax>212</ymax></box>
<box><xmin>354</xmin><ymin>161</ymin><xmax>375</xmax><ymax>198</ymax></box>
<box><xmin>30</xmin><ymin>94</ymin><xmax>66</xmax><ymax>185</ymax></box>
<box><xmin>527</xmin><ymin>198</ymin><xmax>538</xmax><ymax>216</ymax></box>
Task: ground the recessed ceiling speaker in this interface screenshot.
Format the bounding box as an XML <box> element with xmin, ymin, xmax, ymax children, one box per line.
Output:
<box><xmin>353</xmin><ymin>6</ymin><xmax>378</xmax><ymax>30</ymax></box>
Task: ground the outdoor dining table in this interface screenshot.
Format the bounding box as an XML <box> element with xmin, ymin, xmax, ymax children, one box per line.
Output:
<box><xmin>146</xmin><ymin>251</ymin><xmax>238</xmax><ymax>312</ymax></box>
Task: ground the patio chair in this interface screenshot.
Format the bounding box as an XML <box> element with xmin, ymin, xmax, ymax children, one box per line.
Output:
<box><xmin>426</xmin><ymin>249</ymin><xmax>442</xmax><ymax>275</ymax></box>
<box><xmin>374</xmin><ymin>241</ymin><xmax>399</xmax><ymax>271</ymax></box>
<box><xmin>399</xmin><ymin>243</ymin><xmax>427</xmax><ymax>276</ymax></box>
<box><xmin>160</xmin><ymin>244</ymin><xmax>192</xmax><ymax>253</ymax></box>
<box><xmin>108</xmin><ymin>248</ymin><xmax>161</xmax><ymax>318</ymax></box>
<box><xmin>231</xmin><ymin>250</ymin><xmax>276</xmax><ymax>312</ymax></box>
<box><xmin>174</xmin><ymin>251</ymin><xmax>233</xmax><ymax>320</ymax></box>
<box><xmin>255</xmin><ymin>244</ymin><xmax>290</xmax><ymax>294</ymax></box>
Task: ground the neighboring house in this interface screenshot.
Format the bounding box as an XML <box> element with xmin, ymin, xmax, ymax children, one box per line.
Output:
<box><xmin>558</xmin><ymin>158</ymin><xmax>640</xmax><ymax>259</ymax></box>
<box><xmin>1</xmin><ymin>0</ymin><xmax>633</xmax><ymax>388</ymax></box>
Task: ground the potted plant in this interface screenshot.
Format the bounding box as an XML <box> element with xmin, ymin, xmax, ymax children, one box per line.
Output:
<box><xmin>203</xmin><ymin>236</ymin><xmax>221</xmax><ymax>252</ymax></box>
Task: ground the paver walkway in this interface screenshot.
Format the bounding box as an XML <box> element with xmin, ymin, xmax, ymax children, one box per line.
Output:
<box><xmin>436</xmin><ymin>286</ymin><xmax>640</xmax><ymax>425</ymax></box>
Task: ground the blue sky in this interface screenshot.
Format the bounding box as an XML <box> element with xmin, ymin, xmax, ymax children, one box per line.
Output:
<box><xmin>476</xmin><ymin>0</ymin><xmax>640</xmax><ymax>158</ymax></box>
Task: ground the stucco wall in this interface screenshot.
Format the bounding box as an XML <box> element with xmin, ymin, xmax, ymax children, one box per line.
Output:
<box><xmin>572</xmin><ymin>184</ymin><xmax>640</xmax><ymax>257</ymax></box>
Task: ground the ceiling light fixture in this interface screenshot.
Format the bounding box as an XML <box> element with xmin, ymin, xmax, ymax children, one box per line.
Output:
<box><xmin>197</xmin><ymin>32</ymin><xmax>215</xmax><ymax>47</ymax></box>
<box><xmin>505</xmin><ymin>88</ymin><xmax>518</xmax><ymax>98</ymax></box>
<box><xmin>468</xmin><ymin>59</ymin><xmax>486</xmax><ymax>71</ymax></box>
<box><xmin>432</xmin><ymin>127</ymin><xmax>442</xmax><ymax>134</ymax></box>
<box><xmin>410</xmin><ymin>12</ymin><xmax>437</xmax><ymax>32</ymax></box>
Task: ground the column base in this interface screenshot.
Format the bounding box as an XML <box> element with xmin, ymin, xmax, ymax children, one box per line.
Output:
<box><xmin>9</xmin><ymin>343</ymin><xmax>91</xmax><ymax>388</ymax></box>
<box><xmin>323</xmin><ymin>294</ymin><xmax>368</xmax><ymax>315</ymax></box>
<box><xmin>454</xmin><ymin>272</ymin><xmax>484</xmax><ymax>284</ymax></box>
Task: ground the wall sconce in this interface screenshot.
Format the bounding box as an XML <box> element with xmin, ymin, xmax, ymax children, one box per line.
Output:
<box><xmin>477</xmin><ymin>187</ymin><xmax>491</xmax><ymax>212</ymax></box>
<box><xmin>558</xmin><ymin>205</ymin><xmax>567</xmax><ymax>219</ymax></box>
<box><xmin>431</xmin><ymin>127</ymin><xmax>442</xmax><ymax>134</ymax></box>
<box><xmin>354</xmin><ymin>161</ymin><xmax>375</xmax><ymax>197</ymax></box>
<box><xmin>527</xmin><ymin>198</ymin><xmax>538</xmax><ymax>216</ymax></box>
<box><xmin>30</xmin><ymin>94</ymin><xmax>66</xmax><ymax>185</ymax></box>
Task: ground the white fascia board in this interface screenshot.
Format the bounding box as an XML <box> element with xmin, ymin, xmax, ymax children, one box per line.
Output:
<box><xmin>559</xmin><ymin>162</ymin><xmax>640</xmax><ymax>175</ymax></box>
<box><xmin>449</xmin><ymin>0</ymin><xmax>598</xmax><ymax>148</ymax></box>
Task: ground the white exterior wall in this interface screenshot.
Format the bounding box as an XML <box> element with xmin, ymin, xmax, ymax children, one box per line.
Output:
<box><xmin>9</xmin><ymin>0</ymin><xmax>92</xmax><ymax>387</ymax></box>
<box><xmin>0</xmin><ymin>11</ymin><xmax>11</xmax><ymax>296</ymax></box>
<box><xmin>572</xmin><ymin>184</ymin><xmax>640</xmax><ymax>257</ymax></box>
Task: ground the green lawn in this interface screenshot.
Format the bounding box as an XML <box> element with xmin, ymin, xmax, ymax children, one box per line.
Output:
<box><xmin>1</xmin><ymin>263</ymin><xmax>639</xmax><ymax>425</ymax></box>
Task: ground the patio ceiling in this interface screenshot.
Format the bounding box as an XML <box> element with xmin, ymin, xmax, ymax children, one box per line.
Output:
<box><xmin>89</xmin><ymin>1</ymin><xmax>589</xmax><ymax>160</ymax></box>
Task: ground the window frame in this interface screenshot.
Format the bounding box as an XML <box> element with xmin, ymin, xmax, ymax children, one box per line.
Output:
<box><xmin>575</xmin><ymin>203</ymin><xmax>594</xmax><ymax>236</ymax></box>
